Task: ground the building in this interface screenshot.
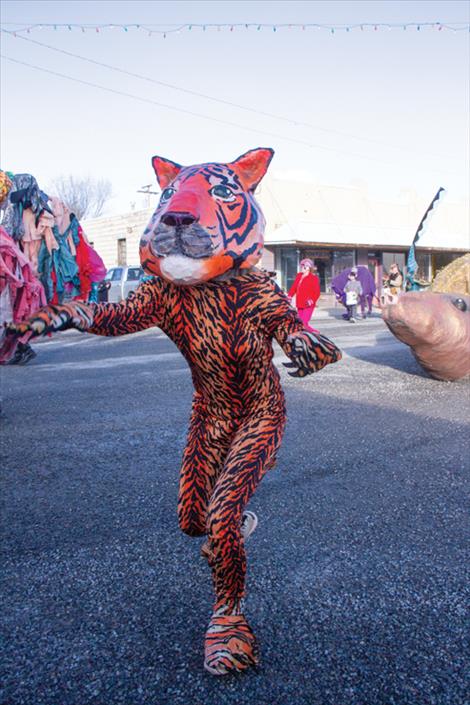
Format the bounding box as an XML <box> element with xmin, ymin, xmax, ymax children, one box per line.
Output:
<box><xmin>83</xmin><ymin>176</ymin><xmax>469</xmax><ymax>293</ymax></box>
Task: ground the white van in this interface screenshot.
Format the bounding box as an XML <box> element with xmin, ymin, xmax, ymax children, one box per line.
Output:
<box><xmin>104</xmin><ymin>265</ymin><xmax>144</xmax><ymax>303</ymax></box>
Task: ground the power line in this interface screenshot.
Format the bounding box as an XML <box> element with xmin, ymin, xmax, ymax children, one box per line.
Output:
<box><xmin>1</xmin><ymin>29</ymin><xmax>460</xmax><ymax>162</ymax></box>
<box><xmin>1</xmin><ymin>54</ymin><xmax>460</xmax><ymax>177</ymax></box>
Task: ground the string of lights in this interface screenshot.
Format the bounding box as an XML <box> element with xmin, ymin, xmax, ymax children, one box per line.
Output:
<box><xmin>1</xmin><ymin>21</ymin><xmax>469</xmax><ymax>36</ymax></box>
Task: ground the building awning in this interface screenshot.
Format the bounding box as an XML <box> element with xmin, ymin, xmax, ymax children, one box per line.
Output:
<box><xmin>265</xmin><ymin>219</ymin><xmax>470</xmax><ymax>251</ymax></box>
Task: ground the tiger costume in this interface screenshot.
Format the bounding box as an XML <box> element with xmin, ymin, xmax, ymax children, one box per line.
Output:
<box><xmin>2</xmin><ymin>148</ymin><xmax>341</xmax><ymax>675</ymax></box>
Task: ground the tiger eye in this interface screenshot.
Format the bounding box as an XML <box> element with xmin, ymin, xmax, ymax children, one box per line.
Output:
<box><xmin>160</xmin><ymin>187</ymin><xmax>176</xmax><ymax>202</ymax></box>
<box><xmin>212</xmin><ymin>185</ymin><xmax>233</xmax><ymax>198</ymax></box>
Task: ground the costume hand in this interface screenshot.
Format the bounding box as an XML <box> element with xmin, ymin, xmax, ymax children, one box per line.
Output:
<box><xmin>3</xmin><ymin>301</ymin><xmax>94</xmax><ymax>339</ymax></box>
<box><xmin>283</xmin><ymin>330</ymin><xmax>342</xmax><ymax>377</ymax></box>
<box><xmin>306</xmin><ymin>299</ymin><xmax>313</xmax><ymax>307</ymax></box>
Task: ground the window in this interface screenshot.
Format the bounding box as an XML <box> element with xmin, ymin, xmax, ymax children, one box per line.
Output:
<box><xmin>301</xmin><ymin>249</ymin><xmax>333</xmax><ymax>292</ymax></box>
<box><xmin>279</xmin><ymin>248</ymin><xmax>298</xmax><ymax>292</ymax></box>
<box><xmin>383</xmin><ymin>252</ymin><xmax>405</xmax><ymax>274</ymax></box>
<box><xmin>416</xmin><ymin>252</ymin><xmax>432</xmax><ymax>281</ymax></box>
<box><xmin>117</xmin><ymin>238</ymin><xmax>127</xmax><ymax>266</ymax></box>
<box><xmin>126</xmin><ymin>267</ymin><xmax>143</xmax><ymax>281</ymax></box>
<box><xmin>332</xmin><ymin>250</ymin><xmax>354</xmax><ymax>275</ymax></box>
<box><xmin>111</xmin><ymin>267</ymin><xmax>123</xmax><ymax>281</ymax></box>
<box><xmin>104</xmin><ymin>269</ymin><xmax>114</xmax><ymax>281</ymax></box>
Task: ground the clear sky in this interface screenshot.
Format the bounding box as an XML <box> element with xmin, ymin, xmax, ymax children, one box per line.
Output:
<box><xmin>1</xmin><ymin>0</ymin><xmax>469</xmax><ymax>215</ymax></box>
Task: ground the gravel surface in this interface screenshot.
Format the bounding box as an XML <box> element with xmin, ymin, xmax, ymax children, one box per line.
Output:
<box><xmin>1</xmin><ymin>315</ymin><xmax>469</xmax><ymax>705</ymax></box>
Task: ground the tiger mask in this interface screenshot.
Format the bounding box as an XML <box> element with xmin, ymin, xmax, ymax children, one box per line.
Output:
<box><xmin>139</xmin><ymin>147</ymin><xmax>274</xmax><ymax>285</ymax></box>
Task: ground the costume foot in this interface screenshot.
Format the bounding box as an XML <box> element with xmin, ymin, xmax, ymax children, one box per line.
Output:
<box><xmin>7</xmin><ymin>344</ymin><xmax>37</xmax><ymax>365</ymax></box>
<box><xmin>201</xmin><ymin>511</ymin><xmax>258</xmax><ymax>561</ymax></box>
<box><xmin>17</xmin><ymin>345</ymin><xmax>37</xmax><ymax>365</ymax></box>
<box><xmin>204</xmin><ymin>613</ymin><xmax>259</xmax><ymax>675</ymax></box>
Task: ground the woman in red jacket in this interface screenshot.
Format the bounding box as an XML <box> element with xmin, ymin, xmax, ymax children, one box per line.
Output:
<box><xmin>288</xmin><ymin>259</ymin><xmax>321</xmax><ymax>332</ymax></box>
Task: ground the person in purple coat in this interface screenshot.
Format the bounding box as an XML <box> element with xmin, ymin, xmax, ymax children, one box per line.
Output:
<box><xmin>331</xmin><ymin>266</ymin><xmax>377</xmax><ymax>319</ymax></box>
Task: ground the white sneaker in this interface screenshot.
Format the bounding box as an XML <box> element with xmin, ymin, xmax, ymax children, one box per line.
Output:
<box><xmin>201</xmin><ymin>511</ymin><xmax>258</xmax><ymax>561</ymax></box>
<box><xmin>241</xmin><ymin>510</ymin><xmax>258</xmax><ymax>541</ymax></box>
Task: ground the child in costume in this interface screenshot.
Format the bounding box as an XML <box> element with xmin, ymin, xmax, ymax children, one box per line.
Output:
<box><xmin>344</xmin><ymin>269</ymin><xmax>363</xmax><ymax>323</ymax></box>
<box><xmin>332</xmin><ymin>265</ymin><xmax>376</xmax><ymax>320</ymax></box>
<box><xmin>1</xmin><ymin>148</ymin><xmax>341</xmax><ymax>675</ymax></box>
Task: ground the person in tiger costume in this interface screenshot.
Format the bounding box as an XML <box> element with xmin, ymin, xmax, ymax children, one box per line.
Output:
<box><xmin>2</xmin><ymin>148</ymin><xmax>341</xmax><ymax>675</ymax></box>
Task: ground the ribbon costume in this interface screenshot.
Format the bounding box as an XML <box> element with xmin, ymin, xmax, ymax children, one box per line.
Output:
<box><xmin>2</xmin><ymin>149</ymin><xmax>341</xmax><ymax>675</ymax></box>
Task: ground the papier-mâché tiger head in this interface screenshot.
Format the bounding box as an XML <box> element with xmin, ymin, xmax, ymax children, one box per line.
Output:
<box><xmin>139</xmin><ymin>148</ymin><xmax>274</xmax><ymax>285</ymax></box>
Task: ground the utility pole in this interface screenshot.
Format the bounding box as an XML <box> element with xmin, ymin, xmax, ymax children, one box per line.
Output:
<box><xmin>137</xmin><ymin>184</ymin><xmax>159</xmax><ymax>209</ymax></box>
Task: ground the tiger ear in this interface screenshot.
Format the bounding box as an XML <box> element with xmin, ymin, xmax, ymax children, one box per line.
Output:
<box><xmin>151</xmin><ymin>156</ymin><xmax>182</xmax><ymax>188</ymax></box>
<box><xmin>230</xmin><ymin>148</ymin><xmax>274</xmax><ymax>192</ymax></box>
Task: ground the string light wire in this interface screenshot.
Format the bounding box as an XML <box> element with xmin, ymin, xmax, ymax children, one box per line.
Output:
<box><xmin>1</xmin><ymin>21</ymin><xmax>469</xmax><ymax>34</ymax></box>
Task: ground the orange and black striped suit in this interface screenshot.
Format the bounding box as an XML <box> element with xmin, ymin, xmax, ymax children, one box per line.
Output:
<box><xmin>87</xmin><ymin>269</ymin><xmax>340</xmax><ymax>605</ymax></box>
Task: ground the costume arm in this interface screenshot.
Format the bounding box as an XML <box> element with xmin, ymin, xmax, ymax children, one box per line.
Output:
<box><xmin>261</xmin><ymin>279</ymin><xmax>342</xmax><ymax>377</ymax></box>
<box><xmin>88</xmin><ymin>279</ymin><xmax>164</xmax><ymax>336</ymax></box>
<box><xmin>2</xmin><ymin>279</ymin><xmax>165</xmax><ymax>341</ymax></box>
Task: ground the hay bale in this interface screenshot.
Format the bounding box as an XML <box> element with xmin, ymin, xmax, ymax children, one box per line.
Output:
<box><xmin>430</xmin><ymin>253</ymin><xmax>470</xmax><ymax>295</ymax></box>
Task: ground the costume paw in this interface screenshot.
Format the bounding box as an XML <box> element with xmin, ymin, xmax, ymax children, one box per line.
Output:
<box><xmin>204</xmin><ymin>614</ymin><xmax>259</xmax><ymax>675</ymax></box>
<box><xmin>284</xmin><ymin>330</ymin><xmax>342</xmax><ymax>376</ymax></box>
<box><xmin>3</xmin><ymin>302</ymin><xmax>94</xmax><ymax>339</ymax></box>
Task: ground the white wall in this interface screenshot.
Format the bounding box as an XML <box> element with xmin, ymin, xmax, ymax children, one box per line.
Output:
<box><xmin>83</xmin><ymin>177</ymin><xmax>469</xmax><ymax>269</ymax></box>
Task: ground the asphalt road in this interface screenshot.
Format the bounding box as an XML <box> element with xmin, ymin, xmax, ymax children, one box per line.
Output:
<box><xmin>1</xmin><ymin>313</ymin><xmax>469</xmax><ymax>705</ymax></box>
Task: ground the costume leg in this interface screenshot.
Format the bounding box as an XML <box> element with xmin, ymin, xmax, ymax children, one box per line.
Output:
<box><xmin>203</xmin><ymin>410</ymin><xmax>285</xmax><ymax>675</ymax></box>
<box><xmin>359</xmin><ymin>295</ymin><xmax>366</xmax><ymax>317</ymax></box>
<box><xmin>177</xmin><ymin>401</ymin><xmax>232</xmax><ymax>537</ymax></box>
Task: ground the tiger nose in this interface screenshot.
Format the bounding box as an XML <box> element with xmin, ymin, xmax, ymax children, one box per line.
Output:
<box><xmin>161</xmin><ymin>211</ymin><xmax>198</xmax><ymax>227</ymax></box>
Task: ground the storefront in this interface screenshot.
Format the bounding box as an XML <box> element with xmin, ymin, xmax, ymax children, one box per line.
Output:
<box><xmin>265</xmin><ymin>244</ymin><xmax>465</xmax><ymax>294</ymax></box>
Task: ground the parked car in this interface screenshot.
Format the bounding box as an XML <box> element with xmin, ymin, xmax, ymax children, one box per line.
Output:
<box><xmin>103</xmin><ymin>265</ymin><xmax>144</xmax><ymax>303</ymax></box>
